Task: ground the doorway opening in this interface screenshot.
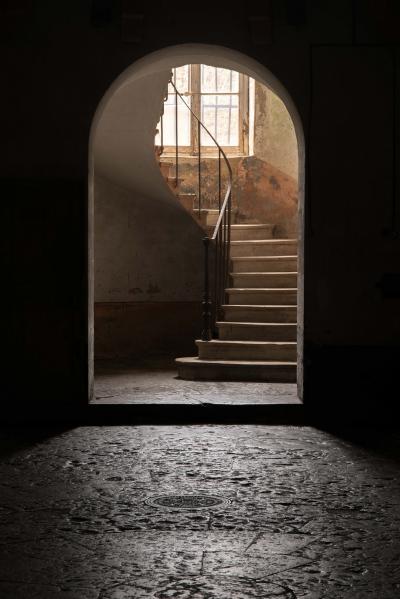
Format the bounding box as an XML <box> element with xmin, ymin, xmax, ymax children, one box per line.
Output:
<box><xmin>88</xmin><ymin>44</ymin><xmax>305</xmax><ymax>409</ymax></box>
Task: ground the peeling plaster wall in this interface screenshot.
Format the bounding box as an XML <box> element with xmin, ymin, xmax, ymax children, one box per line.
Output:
<box><xmin>163</xmin><ymin>83</ymin><xmax>299</xmax><ymax>237</ymax></box>
<box><xmin>253</xmin><ymin>82</ymin><xmax>298</xmax><ymax>180</ymax></box>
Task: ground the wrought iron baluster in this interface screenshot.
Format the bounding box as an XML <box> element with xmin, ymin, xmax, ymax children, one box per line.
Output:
<box><xmin>227</xmin><ymin>189</ymin><xmax>232</xmax><ymax>307</ymax></box>
<box><xmin>218</xmin><ymin>149</ymin><xmax>221</xmax><ymax>212</ymax></box>
<box><xmin>167</xmin><ymin>78</ymin><xmax>233</xmax><ymax>341</ymax></box>
<box><xmin>222</xmin><ymin>209</ymin><xmax>227</xmax><ymax>308</ymax></box>
<box><xmin>175</xmin><ymin>70</ymin><xmax>179</xmax><ymax>188</ymax></box>
<box><xmin>198</xmin><ymin>120</ymin><xmax>201</xmax><ymax>217</ymax></box>
<box><xmin>201</xmin><ymin>237</ymin><xmax>212</xmax><ymax>341</ymax></box>
<box><xmin>214</xmin><ymin>228</ymin><xmax>220</xmax><ymax>331</ymax></box>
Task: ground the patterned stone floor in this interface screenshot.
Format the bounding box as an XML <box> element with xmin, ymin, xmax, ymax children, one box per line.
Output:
<box><xmin>0</xmin><ymin>425</ymin><xmax>400</xmax><ymax>598</ymax></box>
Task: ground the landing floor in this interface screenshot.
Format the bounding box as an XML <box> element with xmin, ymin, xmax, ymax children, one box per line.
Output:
<box><xmin>1</xmin><ymin>425</ymin><xmax>400</xmax><ymax>597</ymax></box>
<box><xmin>93</xmin><ymin>360</ymin><xmax>300</xmax><ymax>405</ymax></box>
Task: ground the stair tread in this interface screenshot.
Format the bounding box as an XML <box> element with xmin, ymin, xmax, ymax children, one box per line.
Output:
<box><xmin>231</xmin><ymin>272</ymin><xmax>298</xmax><ymax>275</ymax></box>
<box><xmin>229</xmin><ymin>224</ymin><xmax>274</xmax><ymax>228</ymax></box>
<box><xmin>231</xmin><ymin>239</ymin><xmax>297</xmax><ymax>244</ymax></box>
<box><xmin>226</xmin><ymin>288</ymin><xmax>298</xmax><ymax>292</ymax></box>
<box><xmin>176</xmin><ymin>357</ymin><xmax>297</xmax><ymax>366</ymax></box>
<box><xmin>217</xmin><ymin>321</ymin><xmax>297</xmax><ymax>326</ymax></box>
<box><xmin>196</xmin><ymin>339</ymin><xmax>296</xmax><ymax>346</ymax></box>
<box><xmin>232</xmin><ymin>255</ymin><xmax>298</xmax><ymax>260</ymax></box>
<box><xmin>223</xmin><ymin>304</ymin><xmax>297</xmax><ymax>308</ymax></box>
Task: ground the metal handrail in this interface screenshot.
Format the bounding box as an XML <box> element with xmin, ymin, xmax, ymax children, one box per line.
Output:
<box><xmin>168</xmin><ymin>79</ymin><xmax>232</xmax><ymax>234</ymax></box>
<box><xmin>166</xmin><ymin>74</ymin><xmax>233</xmax><ymax>341</ymax></box>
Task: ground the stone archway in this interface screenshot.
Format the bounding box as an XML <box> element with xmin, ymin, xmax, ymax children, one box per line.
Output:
<box><xmin>88</xmin><ymin>44</ymin><xmax>305</xmax><ymax>401</ymax></box>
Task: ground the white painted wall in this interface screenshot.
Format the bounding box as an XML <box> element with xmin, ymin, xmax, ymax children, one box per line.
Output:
<box><xmin>94</xmin><ymin>70</ymin><xmax>177</xmax><ymax>199</ymax></box>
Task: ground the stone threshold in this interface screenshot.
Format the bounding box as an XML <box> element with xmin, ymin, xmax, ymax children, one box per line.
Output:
<box><xmin>86</xmin><ymin>402</ymin><xmax>305</xmax><ymax>425</ymax></box>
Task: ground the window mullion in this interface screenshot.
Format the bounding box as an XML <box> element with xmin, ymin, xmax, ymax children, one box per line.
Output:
<box><xmin>191</xmin><ymin>64</ymin><xmax>201</xmax><ymax>154</ymax></box>
<box><xmin>240</xmin><ymin>74</ymin><xmax>249</xmax><ymax>155</ymax></box>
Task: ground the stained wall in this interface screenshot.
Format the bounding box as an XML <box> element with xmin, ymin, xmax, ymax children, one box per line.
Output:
<box><xmin>94</xmin><ymin>175</ymin><xmax>203</xmax><ymax>360</ymax></box>
<box><xmin>163</xmin><ymin>82</ymin><xmax>299</xmax><ymax>237</ymax></box>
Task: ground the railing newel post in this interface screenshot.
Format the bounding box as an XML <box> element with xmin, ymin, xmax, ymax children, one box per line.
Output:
<box><xmin>223</xmin><ymin>209</ymin><xmax>227</xmax><ymax>304</ymax></box>
<box><xmin>198</xmin><ymin>120</ymin><xmax>201</xmax><ymax>217</ymax></box>
<box><xmin>218</xmin><ymin>149</ymin><xmax>221</xmax><ymax>212</ymax></box>
<box><xmin>174</xmin><ymin>70</ymin><xmax>179</xmax><ymax>188</ymax></box>
<box><xmin>214</xmin><ymin>229</ymin><xmax>219</xmax><ymax>333</ymax></box>
<box><xmin>201</xmin><ymin>236</ymin><xmax>212</xmax><ymax>342</ymax></box>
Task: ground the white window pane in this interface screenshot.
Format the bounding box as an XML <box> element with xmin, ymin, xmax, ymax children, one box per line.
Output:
<box><xmin>200</xmin><ymin>106</ymin><xmax>216</xmax><ymax>145</ymax></box>
<box><xmin>216</xmin><ymin>68</ymin><xmax>239</xmax><ymax>93</ymax></box>
<box><xmin>201</xmin><ymin>65</ymin><xmax>239</xmax><ymax>93</ymax></box>
<box><xmin>177</xmin><ymin>102</ymin><xmax>191</xmax><ymax>145</ymax></box>
<box><xmin>216</xmin><ymin>94</ymin><xmax>238</xmax><ymax>107</ymax></box>
<box><xmin>201</xmin><ymin>65</ymin><xmax>216</xmax><ymax>92</ymax></box>
<box><xmin>161</xmin><ymin>99</ymin><xmax>191</xmax><ymax>146</ymax></box>
<box><xmin>200</xmin><ymin>95</ymin><xmax>239</xmax><ymax>146</ymax></box>
<box><xmin>159</xmin><ymin>66</ymin><xmax>191</xmax><ymax>147</ymax></box>
<box><xmin>217</xmin><ymin>108</ymin><xmax>239</xmax><ymax>145</ymax></box>
<box><xmin>177</xmin><ymin>65</ymin><xmax>190</xmax><ymax>93</ymax></box>
<box><xmin>165</xmin><ymin>90</ymin><xmax>175</xmax><ymax>105</ymax></box>
<box><xmin>168</xmin><ymin>65</ymin><xmax>189</xmax><ymax>95</ymax></box>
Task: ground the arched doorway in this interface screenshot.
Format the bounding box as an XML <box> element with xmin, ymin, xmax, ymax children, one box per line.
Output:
<box><xmin>88</xmin><ymin>44</ymin><xmax>305</xmax><ymax>403</ymax></box>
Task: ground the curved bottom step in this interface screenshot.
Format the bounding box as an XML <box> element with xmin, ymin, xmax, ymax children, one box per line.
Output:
<box><xmin>175</xmin><ymin>357</ymin><xmax>297</xmax><ymax>382</ymax></box>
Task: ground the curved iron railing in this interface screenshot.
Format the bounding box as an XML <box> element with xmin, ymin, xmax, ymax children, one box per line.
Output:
<box><xmin>166</xmin><ymin>74</ymin><xmax>233</xmax><ymax>341</ymax></box>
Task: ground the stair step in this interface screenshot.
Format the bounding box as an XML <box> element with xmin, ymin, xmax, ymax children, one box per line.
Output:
<box><xmin>217</xmin><ymin>321</ymin><xmax>297</xmax><ymax>341</ymax></box>
<box><xmin>229</xmin><ymin>224</ymin><xmax>275</xmax><ymax>241</ymax></box>
<box><xmin>223</xmin><ymin>305</ymin><xmax>297</xmax><ymax>323</ymax></box>
<box><xmin>160</xmin><ymin>162</ymin><xmax>173</xmax><ymax>177</ymax></box>
<box><xmin>231</xmin><ymin>256</ymin><xmax>297</xmax><ymax>273</ymax></box>
<box><xmin>175</xmin><ymin>357</ymin><xmax>296</xmax><ymax>382</ymax></box>
<box><xmin>167</xmin><ymin>176</ymin><xmax>183</xmax><ymax>188</ymax></box>
<box><xmin>178</xmin><ymin>193</ymin><xmax>196</xmax><ymax>211</ymax></box>
<box><xmin>196</xmin><ymin>339</ymin><xmax>296</xmax><ymax>361</ymax></box>
<box><xmin>227</xmin><ymin>288</ymin><xmax>297</xmax><ymax>305</ymax></box>
<box><xmin>231</xmin><ymin>272</ymin><xmax>297</xmax><ymax>288</ymax></box>
<box><xmin>192</xmin><ymin>208</ymin><xmax>219</xmax><ymax>226</ymax></box>
<box><xmin>230</xmin><ymin>239</ymin><xmax>297</xmax><ymax>257</ymax></box>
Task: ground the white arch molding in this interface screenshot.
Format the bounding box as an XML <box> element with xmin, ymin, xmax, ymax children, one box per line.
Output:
<box><xmin>88</xmin><ymin>43</ymin><xmax>306</xmax><ymax>400</ymax></box>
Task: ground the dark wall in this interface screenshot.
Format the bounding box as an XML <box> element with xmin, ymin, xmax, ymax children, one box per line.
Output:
<box><xmin>2</xmin><ymin>1</ymin><xmax>400</xmax><ymax>422</ymax></box>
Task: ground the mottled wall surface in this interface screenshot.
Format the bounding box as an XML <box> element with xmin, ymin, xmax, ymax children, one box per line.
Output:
<box><xmin>94</xmin><ymin>175</ymin><xmax>204</xmax><ymax>359</ymax></box>
<box><xmin>236</xmin><ymin>158</ymin><xmax>298</xmax><ymax>237</ymax></box>
<box><xmin>94</xmin><ymin>176</ymin><xmax>203</xmax><ymax>303</ymax></box>
<box><xmin>95</xmin><ymin>302</ymin><xmax>201</xmax><ymax>360</ymax></box>
<box><xmin>253</xmin><ymin>83</ymin><xmax>298</xmax><ymax>180</ymax></box>
<box><xmin>164</xmin><ymin>83</ymin><xmax>299</xmax><ymax>237</ymax></box>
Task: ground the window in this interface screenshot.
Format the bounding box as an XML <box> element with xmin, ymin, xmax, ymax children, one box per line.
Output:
<box><xmin>156</xmin><ymin>64</ymin><xmax>251</xmax><ymax>156</ymax></box>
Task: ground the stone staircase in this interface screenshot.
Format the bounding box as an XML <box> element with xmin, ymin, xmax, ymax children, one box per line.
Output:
<box><xmin>155</xmin><ymin>156</ymin><xmax>297</xmax><ymax>383</ymax></box>
<box><xmin>175</xmin><ymin>218</ymin><xmax>298</xmax><ymax>382</ymax></box>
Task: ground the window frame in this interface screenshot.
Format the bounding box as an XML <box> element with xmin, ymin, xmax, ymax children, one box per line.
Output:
<box><xmin>162</xmin><ymin>64</ymin><xmax>249</xmax><ymax>157</ymax></box>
